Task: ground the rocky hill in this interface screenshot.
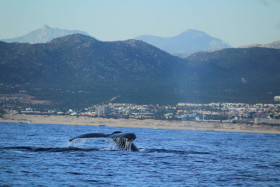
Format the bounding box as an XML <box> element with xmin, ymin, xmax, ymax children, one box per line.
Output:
<box><xmin>0</xmin><ymin>34</ymin><xmax>186</xmax><ymax>107</ymax></box>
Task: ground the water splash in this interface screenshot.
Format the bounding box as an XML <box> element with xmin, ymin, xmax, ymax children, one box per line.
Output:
<box><xmin>67</xmin><ymin>137</ymin><xmax>132</xmax><ymax>151</ymax></box>
<box><xmin>112</xmin><ymin>138</ymin><xmax>133</xmax><ymax>151</ymax></box>
<box><xmin>68</xmin><ymin>138</ymin><xmax>110</xmax><ymax>150</ymax></box>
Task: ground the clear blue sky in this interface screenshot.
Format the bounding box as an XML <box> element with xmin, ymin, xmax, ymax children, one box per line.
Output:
<box><xmin>0</xmin><ymin>0</ymin><xmax>279</xmax><ymax>47</ymax></box>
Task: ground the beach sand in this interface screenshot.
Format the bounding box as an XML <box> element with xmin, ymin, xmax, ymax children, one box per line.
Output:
<box><xmin>1</xmin><ymin>114</ymin><xmax>280</xmax><ymax>134</ymax></box>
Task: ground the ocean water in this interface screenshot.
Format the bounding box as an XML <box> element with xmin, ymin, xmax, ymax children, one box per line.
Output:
<box><xmin>0</xmin><ymin>122</ymin><xmax>280</xmax><ymax>186</ymax></box>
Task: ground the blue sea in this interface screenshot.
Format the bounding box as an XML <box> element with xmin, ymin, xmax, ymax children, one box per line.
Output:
<box><xmin>0</xmin><ymin>122</ymin><xmax>280</xmax><ymax>186</ymax></box>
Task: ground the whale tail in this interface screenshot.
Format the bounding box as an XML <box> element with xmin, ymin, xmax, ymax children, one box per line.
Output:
<box><xmin>68</xmin><ymin>133</ymin><xmax>108</xmax><ymax>142</ymax></box>
<box><xmin>68</xmin><ymin>131</ymin><xmax>138</xmax><ymax>152</ymax></box>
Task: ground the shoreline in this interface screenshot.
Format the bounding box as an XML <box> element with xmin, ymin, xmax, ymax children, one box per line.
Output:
<box><xmin>1</xmin><ymin>114</ymin><xmax>280</xmax><ymax>134</ymax></box>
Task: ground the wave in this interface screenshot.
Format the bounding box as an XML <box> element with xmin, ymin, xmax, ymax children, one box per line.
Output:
<box><xmin>144</xmin><ymin>148</ymin><xmax>211</xmax><ymax>155</ymax></box>
<box><xmin>0</xmin><ymin>146</ymin><xmax>100</xmax><ymax>152</ymax></box>
<box><xmin>1</xmin><ymin>146</ymin><xmax>212</xmax><ymax>155</ymax></box>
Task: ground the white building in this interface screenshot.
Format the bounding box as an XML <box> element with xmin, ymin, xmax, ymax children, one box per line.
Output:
<box><xmin>95</xmin><ymin>105</ymin><xmax>111</xmax><ymax>116</ymax></box>
<box><xmin>274</xmin><ymin>96</ymin><xmax>280</xmax><ymax>102</ymax></box>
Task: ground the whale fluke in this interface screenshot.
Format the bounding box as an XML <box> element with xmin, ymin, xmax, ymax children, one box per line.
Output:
<box><xmin>68</xmin><ymin>133</ymin><xmax>108</xmax><ymax>142</ymax></box>
<box><xmin>68</xmin><ymin>131</ymin><xmax>138</xmax><ymax>152</ymax></box>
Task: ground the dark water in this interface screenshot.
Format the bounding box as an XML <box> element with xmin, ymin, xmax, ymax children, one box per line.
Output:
<box><xmin>1</xmin><ymin>122</ymin><xmax>280</xmax><ymax>186</ymax></box>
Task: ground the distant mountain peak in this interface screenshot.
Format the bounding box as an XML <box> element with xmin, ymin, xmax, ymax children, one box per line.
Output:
<box><xmin>1</xmin><ymin>25</ymin><xmax>90</xmax><ymax>44</ymax></box>
<box><xmin>135</xmin><ymin>29</ymin><xmax>231</xmax><ymax>55</ymax></box>
<box><xmin>42</xmin><ymin>24</ymin><xmax>51</xmax><ymax>30</ymax></box>
<box><xmin>180</xmin><ymin>29</ymin><xmax>206</xmax><ymax>35</ymax></box>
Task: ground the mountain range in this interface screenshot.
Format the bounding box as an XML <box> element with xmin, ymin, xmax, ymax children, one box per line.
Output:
<box><xmin>1</xmin><ymin>25</ymin><xmax>89</xmax><ymax>44</ymax></box>
<box><xmin>135</xmin><ymin>29</ymin><xmax>231</xmax><ymax>56</ymax></box>
<box><xmin>1</xmin><ymin>34</ymin><xmax>280</xmax><ymax>108</ymax></box>
<box><xmin>1</xmin><ymin>26</ymin><xmax>231</xmax><ymax>56</ymax></box>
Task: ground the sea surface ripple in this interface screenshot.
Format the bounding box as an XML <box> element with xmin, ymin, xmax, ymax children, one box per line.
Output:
<box><xmin>0</xmin><ymin>122</ymin><xmax>280</xmax><ymax>186</ymax></box>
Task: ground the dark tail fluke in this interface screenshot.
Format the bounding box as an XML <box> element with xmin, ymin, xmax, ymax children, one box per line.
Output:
<box><xmin>68</xmin><ymin>131</ymin><xmax>138</xmax><ymax>152</ymax></box>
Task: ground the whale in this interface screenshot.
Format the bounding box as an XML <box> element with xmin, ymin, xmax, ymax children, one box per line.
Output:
<box><xmin>69</xmin><ymin>131</ymin><xmax>138</xmax><ymax>152</ymax></box>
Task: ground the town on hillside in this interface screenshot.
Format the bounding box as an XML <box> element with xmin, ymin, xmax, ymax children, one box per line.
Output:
<box><xmin>2</xmin><ymin>96</ymin><xmax>280</xmax><ymax>125</ymax></box>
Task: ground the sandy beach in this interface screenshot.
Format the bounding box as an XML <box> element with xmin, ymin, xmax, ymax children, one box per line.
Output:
<box><xmin>1</xmin><ymin>113</ymin><xmax>280</xmax><ymax>134</ymax></box>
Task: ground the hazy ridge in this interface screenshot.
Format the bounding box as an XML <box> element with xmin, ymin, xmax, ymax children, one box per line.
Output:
<box><xmin>1</xmin><ymin>25</ymin><xmax>89</xmax><ymax>44</ymax></box>
<box><xmin>136</xmin><ymin>29</ymin><xmax>231</xmax><ymax>55</ymax></box>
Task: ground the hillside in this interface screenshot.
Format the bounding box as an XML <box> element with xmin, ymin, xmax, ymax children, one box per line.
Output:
<box><xmin>135</xmin><ymin>29</ymin><xmax>231</xmax><ymax>55</ymax></box>
<box><xmin>0</xmin><ymin>34</ymin><xmax>184</xmax><ymax>83</ymax></box>
<box><xmin>0</xmin><ymin>34</ymin><xmax>280</xmax><ymax>108</ymax></box>
<box><xmin>183</xmin><ymin>47</ymin><xmax>280</xmax><ymax>103</ymax></box>
<box><xmin>0</xmin><ymin>34</ymin><xmax>186</xmax><ymax>107</ymax></box>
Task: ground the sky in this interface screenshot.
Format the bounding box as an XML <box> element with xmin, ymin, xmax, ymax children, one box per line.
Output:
<box><xmin>0</xmin><ymin>0</ymin><xmax>279</xmax><ymax>47</ymax></box>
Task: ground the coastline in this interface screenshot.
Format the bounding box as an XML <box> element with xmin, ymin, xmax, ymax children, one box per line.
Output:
<box><xmin>1</xmin><ymin>114</ymin><xmax>280</xmax><ymax>134</ymax></box>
